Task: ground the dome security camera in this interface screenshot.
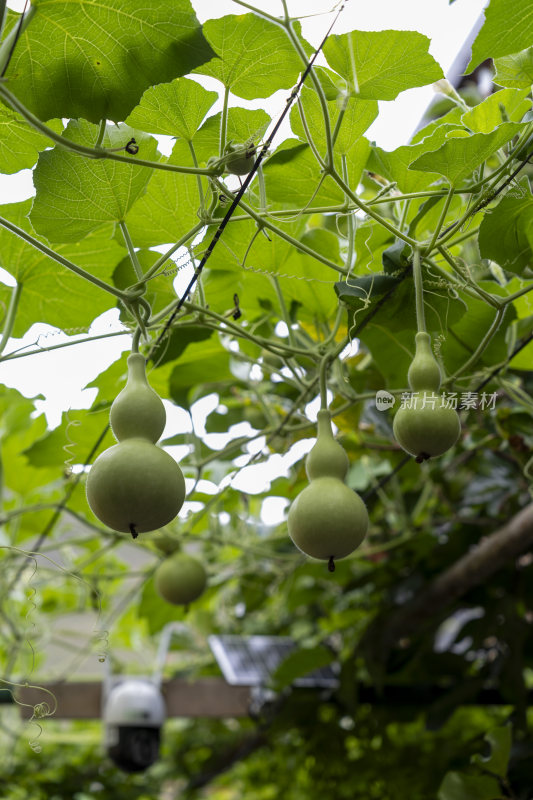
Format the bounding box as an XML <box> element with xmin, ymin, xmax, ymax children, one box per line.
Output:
<box><xmin>103</xmin><ymin>678</ymin><xmax>165</xmax><ymax>773</ymax></box>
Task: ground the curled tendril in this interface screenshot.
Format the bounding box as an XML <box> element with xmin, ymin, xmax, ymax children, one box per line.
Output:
<box><xmin>63</xmin><ymin>411</ymin><xmax>82</xmax><ymax>478</ymax></box>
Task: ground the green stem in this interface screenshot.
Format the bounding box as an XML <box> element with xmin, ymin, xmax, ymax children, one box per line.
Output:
<box><xmin>0</xmin><ymin>281</ymin><xmax>22</xmax><ymax>356</ymax></box>
<box><xmin>413</xmin><ymin>248</ymin><xmax>425</xmax><ymax>333</ymax></box>
<box><xmin>257</xmin><ymin>164</ymin><xmax>268</xmax><ymax>213</ymax></box>
<box><xmin>446</xmin><ymin>306</ymin><xmax>505</xmax><ymax>382</ymax></box>
<box><xmin>424</xmin><ymin>184</ymin><xmax>454</xmax><ymax>255</ymax></box>
<box><xmin>131</xmin><ymin>328</ymin><xmax>141</xmax><ymax>353</ymax></box>
<box><xmin>0</xmin><ymin>0</ymin><xmax>7</xmax><ymax>41</ymax></box>
<box><xmin>220</xmin><ymin>85</ymin><xmax>230</xmax><ymax>158</ymax></box>
<box><xmin>331</xmin><ymin>95</ymin><xmax>348</xmax><ymax>148</ymax></box>
<box><xmin>296</xmin><ymin>96</ymin><xmax>326</xmax><ymax>167</ymax></box>
<box><xmin>231</xmin><ymin>0</ymin><xmax>279</xmax><ymax>23</ymax></box>
<box><xmin>0</xmin><ymin>215</ymin><xmax>128</xmax><ymax>301</ymax></box>
<box><xmin>284</xmin><ymin>17</ymin><xmax>334</xmax><ymax>169</ymax></box>
<box><xmin>341</xmin><ymin>155</ymin><xmax>355</xmax><ymax>277</ymax></box>
<box><xmin>501</xmin><ymin>281</ymin><xmax>533</xmax><ymax>306</ymax></box>
<box><xmin>188</xmin><ymin>139</ymin><xmax>205</xmax><ymax>211</ymax></box>
<box><xmin>319</xmin><ymin>356</ymin><xmax>329</xmax><ymax>409</ymax></box>
<box><xmin>271</xmin><ymin>275</ymin><xmax>296</xmax><ymax>347</ymax></box>
<box><xmin>0</xmin><ymin>329</ymin><xmax>128</xmax><ymax>362</ymax></box>
<box><xmin>94</xmin><ymin>120</ymin><xmax>106</xmax><ymax>149</ymax></box>
<box><xmin>0</xmin><ymin>85</ymin><xmax>216</xmax><ymax>177</ymax></box>
<box><xmin>118</xmin><ymin>220</ymin><xmax>144</xmax><ymax>281</ymax></box>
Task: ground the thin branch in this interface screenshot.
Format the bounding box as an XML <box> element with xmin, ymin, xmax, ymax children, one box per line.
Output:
<box><xmin>371</xmin><ymin>503</ymin><xmax>533</xmax><ymax>661</ymax></box>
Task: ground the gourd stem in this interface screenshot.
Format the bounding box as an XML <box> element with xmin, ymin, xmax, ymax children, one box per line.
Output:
<box><xmin>188</xmin><ymin>140</ymin><xmax>205</xmax><ymax>211</ymax></box>
<box><xmin>319</xmin><ymin>356</ymin><xmax>329</xmax><ymax>410</ymax></box>
<box><xmin>271</xmin><ymin>276</ymin><xmax>296</xmax><ymax>349</ymax></box>
<box><xmin>220</xmin><ymin>85</ymin><xmax>230</xmax><ymax>158</ymax></box>
<box><xmin>413</xmin><ymin>247</ymin><xmax>426</xmax><ymax>334</ymax></box>
<box><xmin>94</xmin><ymin>120</ymin><xmax>107</xmax><ymax>149</ymax></box>
<box><xmin>131</xmin><ymin>328</ymin><xmax>141</xmax><ymax>353</ymax></box>
<box><xmin>341</xmin><ymin>155</ymin><xmax>355</xmax><ymax>279</ymax></box>
<box><xmin>119</xmin><ymin>220</ymin><xmax>144</xmax><ymax>281</ymax></box>
<box><xmin>423</xmin><ymin>184</ymin><xmax>454</xmax><ymax>256</ymax></box>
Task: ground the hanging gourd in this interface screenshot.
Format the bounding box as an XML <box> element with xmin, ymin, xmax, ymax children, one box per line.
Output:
<box><xmin>287</xmin><ymin>409</ymin><xmax>368</xmax><ymax>571</ymax></box>
<box><xmin>393</xmin><ymin>250</ymin><xmax>461</xmax><ymax>461</ymax></box>
<box><xmin>86</xmin><ymin>353</ymin><xmax>185</xmax><ymax>537</ymax></box>
<box><xmin>393</xmin><ymin>331</ymin><xmax>461</xmax><ymax>460</ymax></box>
<box><xmin>154</xmin><ymin>551</ymin><xmax>207</xmax><ymax>606</ymax></box>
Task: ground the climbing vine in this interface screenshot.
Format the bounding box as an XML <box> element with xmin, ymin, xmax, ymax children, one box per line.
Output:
<box><xmin>0</xmin><ymin>0</ymin><xmax>532</xmax><ymax>797</ymax></box>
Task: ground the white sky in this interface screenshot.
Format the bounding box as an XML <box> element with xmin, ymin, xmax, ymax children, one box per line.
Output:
<box><xmin>0</xmin><ymin>0</ymin><xmax>487</xmax><ymax>502</ymax></box>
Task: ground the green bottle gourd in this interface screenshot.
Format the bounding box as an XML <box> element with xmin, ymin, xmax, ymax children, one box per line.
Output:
<box><xmin>393</xmin><ymin>332</ymin><xmax>461</xmax><ymax>461</ymax></box>
<box><xmin>154</xmin><ymin>552</ymin><xmax>207</xmax><ymax>606</ymax></box>
<box><xmin>86</xmin><ymin>354</ymin><xmax>185</xmax><ymax>536</ymax></box>
<box><xmin>287</xmin><ymin>410</ymin><xmax>368</xmax><ymax>570</ymax></box>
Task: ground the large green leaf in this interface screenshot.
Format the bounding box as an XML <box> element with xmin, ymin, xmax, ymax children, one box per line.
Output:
<box><xmin>0</xmin><ymin>106</ymin><xmax>63</xmax><ymax>174</ymax></box>
<box><xmin>125</xmin><ymin>78</ymin><xmax>218</xmax><ymax>140</ymax></box>
<box><xmin>471</xmin><ymin>726</ymin><xmax>512</xmax><ymax>778</ymax></box>
<box><xmin>0</xmin><ymin>201</ymin><xmax>124</xmax><ymax>335</ymax></box>
<box><xmin>462</xmin><ymin>88</ymin><xmax>531</xmax><ymax>133</ymax></box>
<box><xmin>193</xmin><ymin>14</ymin><xmax>302</xmax><ymax>99</ymax></box>
<box><xmin>323</xmin><ymin>29</ymin><xmax>443</xmax><ymax>100</ymax></box>
<box><xmin>468</xmin><ymin>0</ymin><xmax>533</xmax><ymax>71</ymax></box>
<box><xmin>367</xmin><ymin>123</ymin><xmax>459</xmax><ymax>193</ymax></box>
<box><xmin>410</xmin><ymin>123</ymin><xmax>525</xmax><ymax>185</ymax></box>
<box><xmin>478</xmin><ymin>178</ymin><xmax>533</xmax><ymax>274</ymax></box>
<box><xmin>31</xmin><ymin>121</ymin><xmax>159</xmax><ymax>243</ymax></box>
<box><xmin>123</xmin><ymin>139</ymin><xmax>202</xmax><ymax>247</ymax></box>
<box><xmin>494</xmin><ymin>47</ymin><xmax>533</xmax><ymax>89</ymax></box>
<box><xmin>4</xmin><ymin>0</ymin><xmax>216</xmax><ymax>123</ymax></box>
<box><xmin>438</xmin><ymin>772</ymin><xmax>501</xmax><ymax>800</ymax></box>
<box><xmin>264</xmin><ymin>140</ymin><xmax>344</xmax><ymax>208</ymax></box>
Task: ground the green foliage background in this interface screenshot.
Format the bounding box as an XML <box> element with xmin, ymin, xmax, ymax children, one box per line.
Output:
<box><xmin>0</xmin><ymin>0</ymin><xmax>532</xmax><ymax>798</ymax></box>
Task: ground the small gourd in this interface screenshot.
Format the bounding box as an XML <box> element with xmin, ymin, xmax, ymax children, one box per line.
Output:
<box><xmin>224</xmin><ymin>142</ymin><xmax>256</xmax><ymax>176</ymax></box>
<box><xmin>287</xmin><ymin>410</ymin><xmax>368</xmax><ymax>570</ymax></box>
<box><xmin>154</xmin><ymin>552</ymin><xmax>207</xmax><ymax>605</ymax></box>
<box><xmin>110</xmin><ymin>353</ymin><xmax>166</xmax><ymax>442</ymax></box>
<box><xmin>86</xmin><ymin>354</ymin><xmax>185</xmax><ymax>536</ymax></box>
<box><xmin>393</xmin><ymin>332</ymin><xmax>461</xmax><ymax>461</ymax></box>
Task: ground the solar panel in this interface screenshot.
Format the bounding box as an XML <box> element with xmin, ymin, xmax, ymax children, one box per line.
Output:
<box><xmin>208</xmin><ymin>635</ymin><xmax>339</xmax><ymax>689</ymax></box>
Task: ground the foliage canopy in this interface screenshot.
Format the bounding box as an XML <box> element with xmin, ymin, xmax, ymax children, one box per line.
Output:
<box><xmin>0</xmin><ymin>0</ymin><xmax>532</xmax><ymax>798</ymax></box>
